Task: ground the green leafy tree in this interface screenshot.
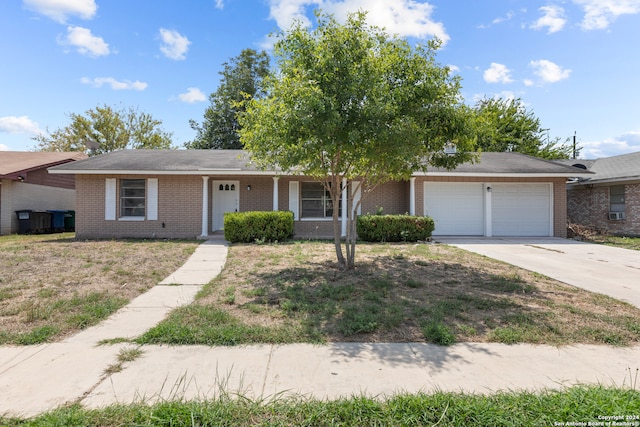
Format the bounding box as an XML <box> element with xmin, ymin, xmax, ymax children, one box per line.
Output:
<box><xmin>186</xmin><ymin>49</ymin><xmax>270</xmax><ymax>149</ymax></box>
<box><xmin>33</xmin><ymin>105</ymin><xmax>173</xmax><ymax>155</ymax></box>
<box><xmin>474</xmin><ymin>97</ymin><xmax>574</xmax><ymax>159</ymax></box>
<box><xmin>239</xmin><ymin>11</ymin><xmax>476</xmax><ymax>270</ymax></box>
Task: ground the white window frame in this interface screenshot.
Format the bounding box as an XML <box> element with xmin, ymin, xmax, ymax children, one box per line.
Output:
<box><xmin>119</xmin><ymin>178</ymin><xmax>146</xmax><ymax>220</ymax></box>
<box><xmin>300</xmin><ymin>181</ymin><xmax>341</xmax><ymax>220</ymax></box>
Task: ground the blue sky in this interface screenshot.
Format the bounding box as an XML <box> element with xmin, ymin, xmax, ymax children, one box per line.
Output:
<box><xmin>1</xmin><ymin>0</ymin><xmax>639</xmax><ymax>159</ymax></box>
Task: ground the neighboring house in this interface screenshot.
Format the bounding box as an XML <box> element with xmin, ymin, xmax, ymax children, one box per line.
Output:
<box><xmin>48</xmin><ymin>149</ymin><xmax>588</xmax><ymax>240</ymax></box>
<box><xmin>0</xmin><ymin>151</ymin><xmax>88</xmax><ymax>235</ymax></box>
<box><xmin>565</xmin><ymin>151</ymin><xmax>640</xmax><ymax>236</ymax></box>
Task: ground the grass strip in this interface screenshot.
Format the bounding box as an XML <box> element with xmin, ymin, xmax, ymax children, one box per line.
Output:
<box><xmin>3</xmin><ymin>386</ymin><xmax>639</xmax><ymax>426</ymax></box>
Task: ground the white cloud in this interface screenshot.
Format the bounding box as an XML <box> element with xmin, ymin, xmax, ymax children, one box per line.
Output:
<box><xmin>573</xmin><ymin>0</ymin><xmax>640</xmax><ymax>30</ymax></box>
<box><xmin>0</xmin><ymin>116</ymin><xmax>43</xmax><ymax>135</ymax></box>
<box><xmin>23</xmin><ymin>0</ymin><xmax>97</xmax><ymax>23</ymax></box>
<box><xmin>524</xmin><ymin>79</ymin><xmax>535</xmax><ymax>86</ymax></box>
<box><xmin>529</xmin><ymin>59</ymin><xmax>571</xmax><ymax>83</ymax></box>
<box><xmin>58</xmin><ymin>26</ymin><xmax>110</xmax><ymax>57</ymax></box>
<box><xmin>159</xmin><ymin>28</ymin><xmax>191</xmax><ymax>60</ymax></box>
<box><xmin>447</xmin><ymin>64</ymin><xmax>460</xmax><ymax>73</ymax></box>
<box><xmin>483</xmin><ymin>63</ymin><xmax>514</xmax><ymax>84</ymax></box>
<box><xmin>81</xmin><ymin>77</ymin><xmax>148</xmax><ymax>91</ymax></box>
<box><xmin>579</xmin><ymin>131</ymin><xmax>640</xmax><ymax>158</ymax></box>
<box><xmin>178</xmin><ymin>87</ymin><xmax>207</xmax><ymax>103</ymax></box>
<box><xmin>214</xmin><ymin>0</ymin><xmax>224</xmax><ymax>9</ymax></box>
<box><xmin>478</xmin><ymin>11</ymin><xmax>516</xmax><ymax>29</ymax></box>
<box><xmin>0</xmin><ymin>144</ymin><xmax>10</xmax><ymax>151</ymax></box>
<box><xmin>267</xmin><ymin>0</ymin><xmax>450</xmax><ymax>43</ymax></box>
<box><xmin>530</xmin><ymin>5</ymin><xmax>567</xmax><ymax>33</ymax></box>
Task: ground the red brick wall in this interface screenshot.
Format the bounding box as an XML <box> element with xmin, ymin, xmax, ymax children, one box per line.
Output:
<box><xmin>75</xmin><ymin>174</ymin><xmax>570</xmax><ymax>239</ymax></box>
<box><xmin>76</xmin><ymin>175</ymin><xmax>202</xmax><ymax>239</ymax></box>
<box><xmin>567</xmin><ymin>183</ymin><xmax>640</xmax><ymax>236</ymax></box>
<box><xmin>240</xmin><ymin>176</ymin><xmax>274</xmax><ymax>211</ymax></box>
<box><xmin>361</xmin><ymin>181</ymin><xmax>409</xmax><ymax>215</ymax></box>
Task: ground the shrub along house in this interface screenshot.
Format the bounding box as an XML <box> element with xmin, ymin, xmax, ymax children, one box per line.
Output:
<box><xmin>565</xmin><ymin>151</ymin><xmax>640</xmax><ymax>236</ymax></box>
<box><xmin>48</xmin><ymin>149</ymin><xmax>589</xmax><ymax>240</ymax></box>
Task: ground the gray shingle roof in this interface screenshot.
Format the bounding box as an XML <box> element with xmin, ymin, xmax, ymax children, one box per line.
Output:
<box><xmin>49</xmin><ymin>149</ymin><xmax>590</xmax><ymax>176</ymax></box>
<box><xmin>582</xmin><ymin>151</ymin><xmax>640</xmax><ymax>182</ymax></box>
<box><xmin>425</xmin><ymin>152</ymin><xmax>589</xmax><ymax>175</ymax></box>
<box><xmin>49</xmin><ymin>149</ymin><xmax>259</xmax><ymax>173</ymax></box>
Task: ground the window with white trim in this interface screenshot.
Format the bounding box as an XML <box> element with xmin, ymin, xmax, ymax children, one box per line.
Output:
<box><xmin>120</xmin><ymin>179</ymin><xmax>146</xmax><ymax>217</ymax></box>
<box><xmin>300</xmin><ymin>182</ymin><xmax>341</xmax><ymax>218</ymax></box>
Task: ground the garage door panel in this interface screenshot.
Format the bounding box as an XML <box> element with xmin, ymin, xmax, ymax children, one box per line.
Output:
<box><xmin>492</xmin><ymin>184</ymin><xmax>550</xmax><ymax>237</ymax></box>
<box><xmin>424</xmin><ymin>182</ymin><xmax>484</xmax><ymax>236</ymax></box>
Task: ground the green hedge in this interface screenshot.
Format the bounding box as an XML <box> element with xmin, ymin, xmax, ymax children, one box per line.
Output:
<box><xmin>224</xmin><ymin>211</ymin><xmax>294</xmax><ymax>243</ymax></box>
<box><xmin>357</xmin><ymin>214</ymin><xmax>435</xmax><ymax>242</ymax></box>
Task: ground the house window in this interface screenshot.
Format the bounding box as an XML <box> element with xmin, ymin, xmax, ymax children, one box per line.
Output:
<box><xmin>610</xmin><ymin>185</ymin><xmax>625</xmax><ymax>213</ymax></box>
<box><xmin>301</xmin><ymin>182</ymin><xmax>341</xmax><ymax>218</ymax></box>
<box><xmin>120</xmin><ymin>179</ymin><xmax>146</xmax><ymax>217</ymax></box>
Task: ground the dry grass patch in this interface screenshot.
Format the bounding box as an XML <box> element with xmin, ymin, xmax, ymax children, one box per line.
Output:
<box><xmin>0</xmin><ymin>233</ymin><xmax>199</xmax><ymax>344</ymax></box>
<box><xmin>141</xmin><ymin>241</ymin><xmax>640</xmax><ymax>346</ymax></box>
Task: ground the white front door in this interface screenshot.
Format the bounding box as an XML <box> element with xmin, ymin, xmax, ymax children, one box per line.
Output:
<box><xmin>212</xmin><ymin>181</ymin><xmax>239</xmax><ymax>231</ymax></box>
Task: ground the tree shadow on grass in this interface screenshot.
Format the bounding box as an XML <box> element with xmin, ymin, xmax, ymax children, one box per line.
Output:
<box><xmin>235</xmin><ymin>252</ymin><xmax>560</xmax><ymax>368</ymax></box>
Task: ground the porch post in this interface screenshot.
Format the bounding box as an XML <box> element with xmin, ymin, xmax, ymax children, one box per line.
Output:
<box><xmin>409</xmin><ymin>177</ymin><xmax>416</xmax><ymax>216</ymax></box>
<box><xmin>200</xmin><ymin>176</ymin><xmax>209</xmax><ymax>238</ymax></box>
<box><xmin>272</xmin><ymin>176</ymin><xmax>280</xmax><ymax>211</ymax></box>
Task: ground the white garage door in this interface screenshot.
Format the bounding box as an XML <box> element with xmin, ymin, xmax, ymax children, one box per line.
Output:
<box><xmin>491</xmin><ymin>183</ymin><xmax>551</xmax><ymax>236</ymax></box>
<box><xmin>424</xmin><ymin>182</ymin><xmax>484</xmax><ymax>235</ymax></box>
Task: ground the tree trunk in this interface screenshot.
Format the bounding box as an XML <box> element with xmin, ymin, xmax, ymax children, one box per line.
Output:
<box><xmin>345</xmin><ymin>181</ymin><xmax>357</xmax><ymax>269</ymax></box>
<box><xmin>330</xmin><ymin>177</ymin><xmax>346</xmax><ymax>269</ymax></box>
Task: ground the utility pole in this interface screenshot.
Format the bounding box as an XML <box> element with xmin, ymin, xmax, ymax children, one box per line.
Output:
<box><xmin>572</xmin><ymin>131</ymin><xmax>577</xmax><ymax>159</ymax></box>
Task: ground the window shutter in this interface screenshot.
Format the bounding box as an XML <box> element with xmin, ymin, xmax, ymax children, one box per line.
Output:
<box><xmin>105</xmin><ymin>178</ymin><xmax>116</xmax><ymax>220</ymax></box>
<box><xmin>289</xmin><ymin>181</ymin><xmax>299</xmax><ymax>220</ymax></box>
<box><xmin>147</xmin><ymin>178</ymin><xmax>158</xmax><ymax>220</ymax></box>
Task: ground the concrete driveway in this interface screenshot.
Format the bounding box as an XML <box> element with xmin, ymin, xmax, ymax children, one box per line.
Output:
<box><xmin>436</xmin><ymin>237</ymin><xmax>640</xmax><ymax>308</ymax></box>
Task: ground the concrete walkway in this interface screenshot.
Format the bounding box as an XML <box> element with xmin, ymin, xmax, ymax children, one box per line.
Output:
<box><xmin>2</xmin><ymin>236</ymin><xmax>640</xmax><ymax>418</ymax></box>
<box><xmin>0</xmin><ymin>235</ymin><xmax>228</xmax><ymax>417</ymax></box>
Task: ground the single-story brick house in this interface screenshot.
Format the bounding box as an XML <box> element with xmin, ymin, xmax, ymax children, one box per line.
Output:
<box><xmin>565</xmin><ymin>151</ymin><xmax>640</xmax><ymax>236</ymax></box>
<box><xmin>48</xmin><ymin>149</ymin><xmax>589</xmax><ymax>240</ymax></box>
<box><xmin>0</xmin><ymin>151</ymin><xmax>87</xmax><ymax>235</ymax></box>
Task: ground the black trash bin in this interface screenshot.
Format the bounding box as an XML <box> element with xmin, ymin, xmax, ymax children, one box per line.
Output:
<box><xmin>15</xmin><ymin>210</ymin><xmax>32</xmax><ymax>234</ymax></box>
<box><xmin>15</xmin><ymin>210</ymin><xmax>51</xmax><ymax>234</ymax></box>
<box><xmin>64</xmin><ymin>210</ymin><xmax>75</xmax><ymax>232</ymax></box>
<box><xmin>31</xmin><ymin>211</ymin><xmax>52</xmax><ymax>233</ymax></box>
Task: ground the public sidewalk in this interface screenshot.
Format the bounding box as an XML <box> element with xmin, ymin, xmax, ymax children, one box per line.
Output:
<box><xmin>2</xmin><ymin>341</ymin><xmax>639</xmax><ymax>418</ymax></box>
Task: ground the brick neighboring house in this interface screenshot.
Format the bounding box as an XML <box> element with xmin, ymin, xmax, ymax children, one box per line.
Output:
<box><xmin>0</xmin><ymin>151</ymin><xmax>87</xmax><ymax>235</ymax></box>
<box><xmin>565</xmin><ymin>151</ymin><xmax>640</xmax><ymax>236</ymax></box>
<box><xmin>48</xmin><ymin>149</ymin><xmax>589</xmax><ymax>240</ymax></box>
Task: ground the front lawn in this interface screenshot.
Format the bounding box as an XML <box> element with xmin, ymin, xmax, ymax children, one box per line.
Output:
<box><xmin>0</xmin><ymin>233</ymin><xmax>199</xmax><ymax>345</ymax></box>
<box><xmin>138</xmin><ymin>241</ymin><xmax>640</xmax><ymax>346</ymax></box>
